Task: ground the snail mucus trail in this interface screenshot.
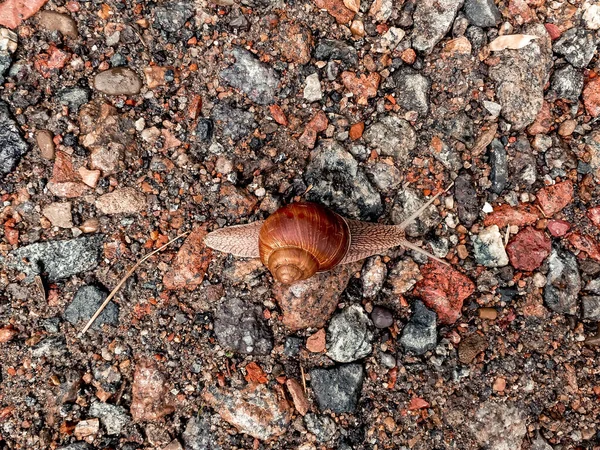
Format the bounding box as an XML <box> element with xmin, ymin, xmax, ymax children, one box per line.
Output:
<box><xmin>204</xmin><ymin>185</ymin><xmax>452</xmax><ymax>284</ymax></box>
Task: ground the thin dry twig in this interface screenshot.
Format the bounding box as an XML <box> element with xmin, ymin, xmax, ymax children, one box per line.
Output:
<box><xmin>78</xmin><ymin>230</ymin><xmax>190</xmax><ymax>338</ymax></box>
<box><xmin>300</xmin><ymin>365</ymin><xmax>307</xmax><ymax>394</ymax></box>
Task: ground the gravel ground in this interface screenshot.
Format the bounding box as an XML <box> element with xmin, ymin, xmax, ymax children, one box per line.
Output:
<box><xmin>1</xmin><ymin>0</ymin><xmax>600</xmax><ymax>449</ymax></box>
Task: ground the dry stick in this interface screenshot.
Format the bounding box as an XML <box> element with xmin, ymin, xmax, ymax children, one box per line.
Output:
<box><xmin>300</xmin><ymin>365</ymin><xmax>307</xmax><ymax>394</ymax></box>
<box><xmin>78</xmin><ymin>230</ymin><xmax>191</xmax><ymax>338</ymax></box>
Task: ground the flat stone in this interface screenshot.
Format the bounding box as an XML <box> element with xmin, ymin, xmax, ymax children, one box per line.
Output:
<box><xmin>340</xmin><ymin>71</ymin><xmax>380</xmax><ymax>105</ymax></box>
<box><xmin>463</xmin><ymin>0</ymin><xmax>501</xmax><ymax>27</ymax></box>
<box><xmin>545</xmin><ymin>246</ymin><xmax>581</xmax><ymax>315</ymax></box>
<box><xmin>506</xmin><ymin>227</ymin><xmax>551</xmax><ymax>271</ymax></box>
<box><xmin>64</xmin><ymin>285</ymin><xmax>119</xmax><ymax>330</ymax></box>
<box><xmin>130</xmin><ymin>359</ymin><xmax>175</xmax><ymax>422</ymax></box>
<box><xmin>326</xmin><ymin>304</ymin><xmax>373</xmax><ymax>363</ymax></box>
<box><xmin>472</xmin><ymin>225</ymin><xmax>509</xmax><ymax>268</ymax></box>
<box><xmin>363</xmin><ymin>114</ymin><xmax>416</xmax><ymax>164</ymax></box>
<box><xmin>153</xmin><ymin>2</ymin><xmax>194</xmax><ymax>32</ymax></box>
<box><xmin>182</xmin><ymin>415</ymin><xmax>221</xmax><ymax>450</ymax></box>
<box><xmin>458</xmin><ymin>333</ymin><xmax>488</xmax><ymax>364</ymax></box>
<box><xmin>365</xmin><ymin>161</ymin><xmax>402</xmax><ymax>192</ymax></box>
<box><xmin>304</xmin><ymin>413</ymin><xmax>337</xmax><ymax>443</ymax></box>
<box><xmin>399</xmin><ymin>300</ymin><xmax>437</xmax><ymax>355</ymax></box>
<box><xmin>484</xmin><ymin>203</ymin><xmax>540</xmax><ymax>228</ymax></box>
<box><xmin>89</xmin><ymin>402</ymin><xmax>131</xmax><ymax>435</ymax></box>
<box><xmin>38</xmin><ymin>11</ymin><xmax>78</xmax><ymax>38</ymax></box>
<box><xmin>312</xmin><ymin>0</ymin><xmax>355</xmax><ymax>24</ymax></box>
<box><xmin>536</xmin><ymin>180</ymin><xmax>574</xmax><ymax>217</ymax></box>
<box><xmin>314</xmin><ymin>39</ymin><xmax>357</xmax><ymax>66</ymax></box>
<box><xmin>412</xmin><ymin>0</ymin><xmax>464</xmax><ymax>53</ymax></box>
<box><xmin>42</xmin><ymin>202</ymin><xmax>72</xmax><ymax>228</ymax></box>
<box><xmin>393</xmin><ymin>67</ymin><xmax>431</xmax><ymax>116</ymax></box>
<box><xmin>0</xmin><ymin>100</ymin><xmax>28</xmax><ymax>177</ymax></box>
<box><xmin>96</xmin><ymin>187</ymin><xmax>146</xmax><ymax>215</ymax></box>
<box><xmin>93</xmin><ymin>68</ymin><xmax>142</xmax><ymax>95</ymax></box>
<box><xmin>454</xmin><ymin>172</ymin><xmax>479</xmax><ymax>228</ymax></box>
<box><xmin>469</xmin><ymin>401</ymin><xmax>527</xmax><ymax>450</ymax></box>
<box><xmin>212</xmin><ymin>103</ymin><xmax>257</xmax><ymax>142</ymax></box>
<box><xmin>36</xmin><ymin>129</ymin><xmax>55</xmax><ymax>160</ymax></box>
<box><xmin>489</xmin><ymin>139</ymin><xmax>508</xmax><ymax>194</ymax></box>
<box><xmin>387</xmin><ymin>258</ymin><xmax>422</xmax><ymax>295</ymax></box>
<box><xmin>310</xmin><ymin>364</ymin><xmax>364</xmax><ymax>413</ymax></box>
<box><xmin>549</xmin><ymin>64</ymin><xmax>584</xmax><ymax>102</ymax></box>
<box><xmin>163</xmin><ymin>227</ymin><xmax>212</xmax><ymax>290</ymax></box>
<box><xmin>584</xmin><ymin>77</ymin><xmax>600</xmax><ymax>117</ymax></box>
<box><xmin>553</xmin><ymin>27</ymin><xmax>598</xmax><ymax>68</ymax></box>
<box><xmin>391</xmin><ymin>187</ymin><xmax>440</xmax><ymax>237</ymax></box>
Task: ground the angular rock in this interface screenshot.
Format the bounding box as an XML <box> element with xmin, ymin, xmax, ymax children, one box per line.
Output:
<box><xmin>413</xmin><ymin>262</ymin><xmax>474</xmax><ymax>324</ymax></box>
<box><xmin>130</xmin><ymin>360</ymin><xmax>175</xmax><ymax>422</ymax></box>
<box><xmin>361</xmin><ymin>256</ymin><xmax>387</xmax><ymax>299</ymax></box>
<box><xmin>314</xmin><ymin>39</ymin><xmax>358</xmax><ymax>67</ymax></box>
<box><xmin>93</xmin><ymin>68</ymin><xmax>142</xmax><ymax>95</ymax></box>
<box><xmin>153</xmin><ymin>2</ymin><xmax>194</xmax><ymax>32</ymax></box>
<box><xmin>273</xmin><ymin>263</ymin><xmax>359</xmax><ymax>330</ymax></box>
<box><xmin>489</xmin><ymin>139</ymin><xmax>508</xmax><ymax>194</ymax></box>
<box><xmin>0</xmin><ymin>0</ymin><xmax>48</xmax><ymax>29</ymax></box>
<box><xmin>57</xmin><ymin>444</ymin><xmax>93</xmax><ymax>450</ymax></box>
<box><xmin>326</xmin><ymin>304</ymin><xmax>373</xmax><ymax>363</ymax></box>
<box><xmin>365</xmin><ymin>161</ymin><xmax>402</xmax><ymax>192</ymax></box>
<box><xmin>341</xmin><ymin>71</ymin><xmax>380</xmax><ymax>105</ymax></box>
<box><xmin>458</xmin><ymin>334</ymin><xmax>487</xmax><ymax>364</ymax></box>
<box><xmin>581</xmin><ymin>296</ymin><xmax>600</xmax><ymax>321</ymax></box>
<box><xmin>286</xmin><ymin>379</ymin><xmax>309</xmax><ymax>415</ymax></box>
<box><xmin>312</xmin><ymin>0</ymin><xmax>355</xmax><ymax>24</ymax></box>
<box><xmin>536</xmin><ymin>180</ymin><xmax>573</xmax><ymax>217</ymax></box>
<box><xmin>429</xmin><ymin>136</ymin><xmax>462</xmax><ymax>171</ymax></box>
<box><xmin>42</xmin><ymin>202</ymin><xmax>72</xmax><ymax>228</ymax></box>
<box><xmin>89</xmin><ymin>402</ymin><xmax>131</xmax><ymax>435</ymax></box>
<box><xmin>0</xmin><ymin>100</ymin><xmax>28</xmax><ymax>177</ymax></box>
<box><xmin>483</xmin><ymin>203</ymin><xmax>540</xmax><ymax>228</ymax></box>
<box><xmin>363</xmin><ymin>114</ymin><xmax>416</xmax><ymax>164</ymax></box>
<box><xmin>214</xmin><ymin>297</ymin><xmax>273</xmax><ymax>355</ymax></box>
<box><xmin>38</xmin><ymin>11</ymin><xmax>78</xmax><ymax>38</ymax></box>
<box><xmin>399</xmin><ymin>301</ymin><xmax>437</xmax><ymax>355</ymax></box>
<box><xmin>305</xmin><ymin>140</ymin><xmax>382</xmax><ymax>220</ymax></box>
<box><xmin>553</xmin><ymin>28</ymin><xmax>598</xmax><ymax>69</ymax></box>
<box><xmin>182</xmin><ymin>415</ymin><xmax>221</xmax><ymax>450</ymax></box>
<box><xmin>469</xmin><ymin>401</ymin><xmax>527</xmax><ymax>450</ymax></box>
<box><xmin>391</xmin><ymin>187</ymin><xmax>440</xmax><ymax>237</ymax></box>
<box><xmin>212</xmin><ymin>103</ymin><xmax>257</xmax><ymax>142</ymax></box>
<box><xmin>163</xmin><ymin>227</ymin><xmax>212</xmax><ymax>290</ymax></box>
<box><xmin>545</xmin><ymin>246</ymin><xmax>581</xmax><ymax>315</ymax></box>
<box><xmin>549</xmin><ymin>64</ymin><xmax>584</xmax><ymax>102</ymax></box>
<box><xmin>583</xmin><ymin>77</ymin><xmax>600</xmax><ymax>117</ymax></box>
<box><xmin>387</xmin><ymin>258</ymin><xmax>422</xmax><ymax>295</ymax></box>
<box><xmin>463</xmin><ymin>0</ymin><xmax>501</xmax><ymax>27</ymax></box>
<box><xmin>304</xmin><ymin>73</ymin><xmax>322</xmax><ymax>102</ymax></box>
<box><xmin>393</xmin><ymin>67</ymin><xmax>431</xmax><ymax>116</ymax></box>
<box><xmin>96</xmin><ymin>187</ymin><xmax>146</xmax><ymax>215</ymax></box>
<box><xmin>310</xmin><ymin>364</ymin><xmax>364</xmax><ymax>413</ymax></box>
<box><xmin>57</xmin><ymin>86</ymin><xmax>90</xmax><ymax>111</ymax></box>
<box><xmin>276</xmin><ymin>23</ymin><xmax>313</xmax><ymax>64</ymax></box>
<box><xmin>587</xmin><ymin>206</ymin><xmax>600</xmax><ymax>229</ymax></box>
<box><xmin>304</xmin><ymin>413</ymin><xmax>337</xmax><ymax>443</ymax></box>
<box><xmin>64</xmin><ymin>285</ymin><xmax>119</xmax><ymax>330</ymax></box>
<box><xmin>412</xmin><ymin>0</ymin><xmax>464</xmax><ymax>53</ymax></box>
<box><xmin>567</xmin><ymin>233</ymin><xmax>600</xmax><ymax>262</ymax></box>
<box><xmin>472</xmin><ymin>225</ymin><xmax>509</xmax><ymax>268</ymax></box>
<box><xmin>8</xmin><ymin>235</ymin><xmax>102</xmax><ymax>281</ymax></box>
<box><xmin>202</xmin><ymin>384</ymin><xmax>291</xmax><ymax>441</ymax></box>
<box><xmin>454</xmin><ymin>172</ymin><xmax>479</xmax><ymax>227</ymax></box>
<box><xmin>547</xmin><ymin>219</ymin><xmax>571</xmax><ymax>237</ymax></box>
<box><xmin>506</xmin><ymin>227</ymin><xmax>551</xmax><ymax>271</ymax></box>
<box><xmin>220</xmin><ymin>47</ymin><xmax>279</xmax><ymax>105</ymax></box>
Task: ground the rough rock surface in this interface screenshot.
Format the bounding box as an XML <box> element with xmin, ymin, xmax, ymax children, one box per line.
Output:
<box><xmin>469</xmin><ymin>401</ymin><xmax>527</xmax><ymax>450</ymax></box>
<box><xmin>399</xmin><ymin>301</ymin><xmax>437</xmax><ymax>355</ymax></box>
<box><xmin>64</xmin><ymin>285</ymin><xmax>119</xmax><ymax>330</ymax></box>
<box><xmin>545</xmin><ymin>247</ymin><xmax>581</xmax><ymax>315</ymax></box>
<box><xmin>326</xmin><ymin>304</ymin><xmax>373</xmax><ymax>363</ymax></box>
<box><xmin>0</xmin><ymin>100</ymin><xmax>28</xmax><ymax>176</ymax></box>
<box><xmin>310</xmin><ymin>364</ymin><xmax>364</xmax><ymax>414</ymax></box>
<box><xmin>412</xmin><ymin>0</ymin><xmax>465</xmax><ymax>53</ymax></box>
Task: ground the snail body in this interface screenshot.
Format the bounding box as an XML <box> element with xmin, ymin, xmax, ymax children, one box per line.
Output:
<box><xmin>204</xmin><ymin>187</ymin><xmax>451</xmax><ymax>284</ymax></box>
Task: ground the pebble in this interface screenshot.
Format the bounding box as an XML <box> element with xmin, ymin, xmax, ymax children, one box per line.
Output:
<box><xmin>313</xmin><ymin>0</ymin><xmax>355</xmax><ymax>23</ymax></box>
<box><xmin>64</xmin><ymin>285</ymin><xmax>119</xmax><ymax>330</ymax></box>
<box><xmin>36</xmin><ymin>130</ymin><xmax>55</xmax><ymax>160</ymax></box>
<box><xmin>478</xmin><ymin>307</ymin><xmax>498</xmax><ymax>320</ymax></box>
<box><xmin>309</xmin><ymin>363</ymin><xmax>364</xmax><ymax>413</ymax></box>
<box><xmin>463</xmin><ymin>0</ymin><xmax>501</xmax><ymax>27</ymax></box>
<box><xmin>214</xmin><ymin>297</ymin><xmax>273</xmax><ymax>355</ymax></box>
<box><xmin>285</xmin><ymin>379</ymin><xmax>309</xmax><ymax>415</ymax></box>
<box><xmin>549</xmin><ymin>64</ymin><xmax>584</xmax><ymax>102</ymax></box>
<box><xmin>181</xmin><ymin>415</ymin><xmax>217</xmax><ymax>450</ymax></box>
<box><xmin>553</xmin><ymin>28</ymin><xmax>598</xmax><ymax>69</ymax></box>
<box><xmin>38</xmin><ymin>11</ymin><xmax>78</xmax><ymax>38</ymax></box>
<box><xmin>458</xmin><ymin>334</ymin><xmax>487</xmax><ymax>364</ymax></box>
<box><xmin>202</xmin><ymin>384</ymin><xmax>291</xmax><ymax>441</ymax></box>
<box><xmin>369</xmin><ymin>0</ymin><xmax>393</xmax><ymax>22</ymax></box>
<box><xmin>73</xmin><ymin>419</ymin><xmax>99</xmax><ymax>440</ymax></box>
<box><xmin>388</xmin><ymin>258</ymin><xmax>422</xmax><ymax>295</ymax></box>
<box><xmin>545</xmin><ymin>246</ymin><xmax>581</xmax><ymax>315</ymax></box>
<box><xmin>399</xmin><ymin>300</ymin><xmax>437</xmax><ymax>355</ymax></box>
<box><xmin>469</xmin><ymin>401</ymin><xmax>526</xmax><ymax>450</ymax></box>
<box><xmin>361</xmin><ymin>256</ymin><xmax>387</xmax><ymax>298</ymax></box>
<box><xmin>95</xmin><ymin>187</ymin><xmax>146</xmax><ymax>215</ymax></box>
<box><xmin>57</xmin><ymin>444</ymin><xmax>93</xmax><ymax>450</ymax></box>
<box><xmin>411</xmin><ymin>0</ymin><xmax>464</xmax><ymax>53</ymax></box>
<box><xmin>379</xmin><ymin>352</ymin><xmax>396</xmax><ymax>368</ymax></box>
<box><xmin>220</xmin><ymin>47</ymin><xmax>279</xmax><ymax>105</ymax></box>
<box><xmin>153</xmin><ymin>2</ymin><xmax>194</xmax><ymax>32</ymax></box>
<box><xmin>80</xmin><ymin>218</ymin><xmax>100</xmax><ymax>234</ymax></box>
<box><xmin>413</xmin><ymin>262</ymin><xmax>475</xmax><ymax>324</ymax></box>
<box><xmin>371</xmin><ymin>306</ymin><xmax>394</xmax><ymax>329</ymax></box>
<box><xmin>283</xmin><ymin>336</ymin><xmax>302</xmax><ymax>357</ymax></box>
<box><xmin>365</xmin><ymin>161</ymin><xmax>402</xmax><ymax>192</ymax></box>
<box><xmin>363</xmin><ymin>114</ymin><xmax>416</xmax><ymax>164</ymax></box>
<box><xmin>130</xmin><ymin>359</ymin><xmax>175</xmax><ymax>421</ymax></box>
<box><xmin>314</xmin><ymin>39</ymin><xmax>357</xmax><ymax>67</ymax></box>
<box><xmin>454</xmin><ymin>172</ymin><xmax>479</xmax><ymax>228</ymax></box>
<box><xmin>89</xmin><ymin>402</ymin><xmax>131</xmax><ymax>435</ymax></box>
<box><xmin>0</xmin><ymin>100</ymin><xmax>28</xmax><ymax>176</ymax></box>
<box><xmin>536</xmin><ymin>180</ymin><xmax>574</xmax><ymax>217</ymax></box>
<box><xmin>212</xmin><ymin>103</ymin><xmax>257</xmax><ymax>142</ymax></box>
<box><xmin>581</xmin><ymin>296</ymin><xmax>600</xmax><ymax>320</ymax></box>
<box><xmin>163</xmin><ymin>227</ymin><xmax>212</xmax><ymax>290</ymax></box>
<box><xmin>393</xmin><ymin>67</ymin><xmax>431</xmax><ymax>116</ymax></box>
<box><xmin>8</xmin><ymin>235</ymin><xmax>102</xmax><ymax>281</ymax></box>
<box><xmin>304</xmin><ymin>413</ymin><xmax>337</xmax><ymax>443</ymax></box>
<box><xmin>341</xmin><ymin>71</ymin><xmax>380</xmax><ymax>105</ymax></box>
<box><xmin>472</xmin><ymin>225</ymin><xmax>509</xmax><ymax>268</ymax></box>
<box><xmin>374</xmin><ymin>27</ymin><xmax>405</xmax><ymax>53</ymax></box>
<box><xmin>196</xmin><ymin>118</ymin><xmax>214</xmax><ymax>142</ymax></box>
<box><xmin>326</xmin><ymin>304</ymin><xmax>373</xmax><ymax>363</ymax></box>
<box><xmin>303</xmin><ymin>73</ymin><xmax>322</xmax><ymax>102</ymax></box>
<box><xmin>391</xmin><ymin>187</ymin><xmax>440</xmax><ymax>237</ymax></box>
<box><xmin>58</xmin><ymin>87</ymin><xmax>90</xmax><ymax>112</ymax></box>
<box><xmin>506</xmin><ymin>227</ymin><xmax>551</xmax><ymax>271</ymax></box>
<box><xmin>583</xmin><ymin>77</ymin><xmax>600</xmax><ymax>117</ymax></box>
<box><xmin>0</xmin><ymin>326</ymin><xmax>17</xmax><ymax>343</ymax></box>
<box><xmin>42</xmin><ymin>202</ymin><xmax>73</xmax><ymax>228</ymax></box>
<box><xmin>93</xmin><ymin>68</ymin><xmax>143</xmax><ymax>95</ymax></box>
<box><xmin>489</xmin><ymin>139</ymin><xmax>508</xmax><ymax>194</ymax></box>
<box><xmin>306</xmin><ymin>328</ymin><xmax>326</xmax><ymax>353</ymax></box>
<box><xmin>305</xmin><ymin>140</ymin><xmax>382</xmax><ymax>220</ymax></box>
<box><xmin>583</xmin><ymin>4</ymin><xmax>600</xmax><ymax>30</ymax></box>
<box><xmin>276</xmin><ymin>23</ymin><xmax>312</xmax><ymax>64</ymax></box>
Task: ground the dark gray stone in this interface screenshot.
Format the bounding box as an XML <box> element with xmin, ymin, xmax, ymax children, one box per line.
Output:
<box><xmin>220</xmin><ymin>47</ymin><xmax>279</xmax><ymax>105</ymax></box>
<box><xmin>89</xmin><ymin>402</ymin><xmax>131</xmax><ymax>435</ymax></box>
<box><xmin>7</xmin><ymin>235</ymin><xmax>103</xmax><ymax>281</ymax></box>
<box><xmin>326</xmin><ymin>304</ymin><xmax>373</xmax><ymax>363</ymax></box>
<box><xmin>153</xmin><ymin>2</ymin><xmax>195</xmax><ymax>32</ymax></box>
<box><xmin>454</xmin><ymin>172</ymin><xmax>479</xmax><ymax>227</ymax></box>
<box><xmin>545</xmin><ymin>246</ymin><xmax>581</xmax><ymax>315</ymax></box>
<box><xmin>182</xmin><ymin>415</ymin><xmax>221</xmax><ymax>450</ymax></box>
<box><xmin>314</xmin><ymin>39</ymin><xmax>358</xmax><ymax>67</ymax></box>
<box><xmin>371</xmin><ymin>306</ymin><xmax>394</xmax><ymax>329</ymax></box>
<box><xmin>310</xmin><ymin>364</ymin><xmax>364</xmax><ymax>414</ymax></box>
<box><xmin>393</xmin><ymin>67</ymin><xmax>431</xmax><ymax>116</ymax></box>
<box><xmin>304</xmin><ymin>413</ymin><xmax>337</xmax><ymax>443</ymax></box>
<box><xmin>0</xmin><ymin>100</ymin><xmax>29</xmax><ymax>177</ymax></box>
<box><xmin>57</xmin><ymin>86</ymin><xmax>90</xmax><ymax>111</ymax></box>
<box><xmin>212</xmin><ymin>104</ymin><xmax>256</xmax><ymax>142</ymax></box>
<box><xmin>391</xmin><ymin>187</ymin><xmax>440</xmax><ymax>237</ymax></box>
<box><xmin>283</xmin><ymin>336</ymin><xmax>302</xmax><ymax>357</ymax></box>
<box><xmin>463</xmin><ymin>0</ymin><xmax>501</xmax><ymax>27</ymax></box>
<box><xmin>196</xmin><ymin>118</ymin><xmax>214</xmax><ymax>142</ymax></box>
<box><xmin>305</xmin><ymin>140</ymin><xmax>382</xmax><ymax>220</ymax></box>
<box><xmin>64</xmin><ymin>285</ymin><xmax>119</xmax><ymax>330</ymax></box>
<box><xmin>549</xmin><ymin>64</ymin><xmax>584</xmax><ymax>102</ymax></box>
<box><xmin>57</xmin><ymin>444</ymin><xmax>93</xmax><ymax>450</ymax></box>
<box><xmin>489</xmin><ymin>139</ymin><xmax>508</xmax><ymax>194</ymax></box>
<box><xmin>363</xmin><ymin>114</ymin><xmax>416</xmax><ymax>164</ymax></box>
<box><xmin>581</xmin><ymin>296</ymin><xmax>600</xmax><ymax>321</ymax></box>
<box><xmin>443</xmin><ymin>113</ymin><xmax>474</xmax><ymax>147</ymax></box>
<box><xmin>214</xmin><ymin>297</ymin><xmax>273</xmax><ymax>355</ymax></box>
<box><xmin>554</xmin><ymin>28</ymin><xmax>598</xmax><ymax>69</ymax></box>
<box><xmin>399</xmin><ymin>301</ymin><xmax>437</xmax><ymax>355</ymax></box>
<box><xmin>412</xmin><ymin>0</ymin><xmax>464</xmax><ymax>53</ymax></box>
<box><xmin>0</xmin><ymin>53</ymin><xmax>11</xmax><ymax>83</ymax></box>
<box><xmin>509</xmin><ymin>137</ymin><xmax>537</xmax><ymax>187</ymax></box>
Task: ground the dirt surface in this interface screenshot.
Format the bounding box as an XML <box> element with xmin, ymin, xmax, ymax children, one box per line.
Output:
<box><xmin>1</xmin><ymin>0</ymin><xmax>600</xmax><ymax>449</ymax></box>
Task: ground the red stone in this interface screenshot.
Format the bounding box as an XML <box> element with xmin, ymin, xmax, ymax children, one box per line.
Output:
<box><xmin>567</xmin><ymin>233</ymin><xmax>600</xmax><ymax>262</ymax></box>
<box><xmin>298</xmin><ymin>110</ymin><xmax>328</xmax><ymax>149</ymax></box>
<box><xmin>163</xmin><ymin>227</ymin><xmax>212</xmax><ymax>290</ymax></box>
<box><xmin>312</xmin><ymin>0</ymin><xmax>355</xmax><ymax>24</ymax></box>
<box><xmin>408</xmin><ymin>397</ymin><xmax>430</xmax><ymax>410</ymax></box>
<box><xmin>583</xmin><ymin>77</ymin><xmax>600</xmax><ymax>118</ymax></box>
<box><xmin>349</xmin><ymin>122</ymin><xmax>365</xmax><ymax>140</ymax></box>
<box><xmin>527</xmin><ymin>101</ymin><xmax>552</xmax><ymax>135</ymax></box>
<box><xmin>341</xmin><ymin>71</ymin><xmax>381</xmax><ymax>105</ymax></box>
<box><xmin>269</xmin><ymin>104</ymin><xmax>288</xmax><ymax>126</ymax></box>
<box><xmin>0</xmin><ymin>0</ymin><xmax>48</xmax><ymax>28</ymax></box>
<box><xmin>506</xmin><ymin>227</ymin><xmax>551</xmax><ymax>271</ymax></box>
<box><xmin>536</xmin><ymin>180</ymin><xmax>574</xmax><ymax>217</ymax></box>
<box><xmin>508</xmin><ymin>0</ymin><xmax>536</xmax><ymax>23</ymax></box>
<box><xmin>412</xmin><ymin>262</ymin><xmax>475</xmax><ymax>325</ymax></box>
<box><xmin>544</xmin><ymin>23</ymin><xmax>561</xmax><ymax>40</ymax></box>
<box><xmin>586</xmin><ymin>206</ymin><xmax>600</xmax><ymax>229</ymax></box>
<box><xmin>547</xmin><ymin>219</ymin><xmax>571</xmax><ymax>237</ymax></box>
<box><xmin>483</xmin><ymin>203</ymin><xmax>540</xmax><ymax>228</ymax></box>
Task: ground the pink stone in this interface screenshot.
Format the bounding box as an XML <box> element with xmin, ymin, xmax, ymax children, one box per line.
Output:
<box><xmin>547</xmin><ymin>219</ymin><xmax>571</xmax><ymax>237</ymax></box>
<box><xmin>506</xmin><ymin>227</ymin><xmax>551</xmax><ymax>271</ymax></box>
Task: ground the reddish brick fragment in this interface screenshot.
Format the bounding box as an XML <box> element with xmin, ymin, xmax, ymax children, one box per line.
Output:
<box><xmin>483</xmin><ymin>203</ymin><xmax>540</xmax><ymax>228</ymax></box>
<box><xmin>536</xmin><ymin>180</ymin><xmax>574</xmax><ymax>217</ymax></box>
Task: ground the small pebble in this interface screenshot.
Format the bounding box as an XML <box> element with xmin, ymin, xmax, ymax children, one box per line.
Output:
<box><xmin>478</xmin><ymin>307</ymin><xmax>498</xmax><ymax>320</ymax></box>
<box><xmin>370</xmin><ymin>306</ymin><xmax>394</xmax><ymax>329</ymax></box>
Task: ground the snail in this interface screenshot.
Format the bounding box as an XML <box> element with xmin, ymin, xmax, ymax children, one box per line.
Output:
<box><xmin>204</xmin><ymin>185</ymin><xmax>452</xmax><ymax>284</ymax></box>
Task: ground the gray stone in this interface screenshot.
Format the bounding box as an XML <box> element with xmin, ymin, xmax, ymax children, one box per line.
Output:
<box><xmin>214</xmin><ymin>297</ymin><xmax>273</xmax><ymax>355</ymax></box>
<box><xmin>89</xmin><ymin>402</ymin><xmax>131</xmax><ymax>435</ymax></box>
<box><xmin>0</xmin><ymin>100</ymin><xmax>28</xmax><ymax>177</ymax></box>
<box><xmin>7</xmin><ymin>235</ymin><xmax>103</xmax><ymax>281</ymax></box>
<box><xmin>0</xmin><ymin>53</ymin><xmax>11</xmax><ymax>83</ymax></box>
<box><xmin>545</xmin><ymin>246</ymin><xmax>581</xmax><ymax>315</ymax></box>
<box><xmin>371</xmin><ymin>306</ymin><xmax>394</xmax><ymax>329</ymax></box>
<box><xmin>554</xmin><ymin>28</ymin><xmax>598</xmax><ymax>69</ymax></box>
<box><xmin>304</xmin><ymin>413</ymin><xmax>337</xmax><ymax>443</ymax></box>
<box><xmin>153</xmin><ymin>2</ymin><xmax>195</xmax><ymax>32</ymax></box>
<box><xmin>509</xmin><ymin>137</ymin><xmax>537</xmax><ymax>187</ymax></box>
<box><xmin>220</xmin><ymin>47</ymin><xmax>279</xmax><ymax>105</ymax></box>
<box><xmin>412</xmin><ymin>0</ymin><xmax>465</xmax><ymax>53</ymax></box>
<box><xmin>93</xmin><ymin>68</ymin><xmax>142</xmax><ymax>95</ymax></box>
<box><xmin>586</xmin><ymin>278</ymin><xmax>600</xmax><ymax>295</ymax></box>
<box><xmin>399</xmin><ymin>301</ymin><xmax>437</xmax><ymax>355</ymax></box>
<box><xmin>472</xmin><ymin>225</ymin><xmax>508</xmax><ymax>267</ymax></box>
<box><xmin>64</xmin><ymin>285</ymin><xmax>119</xmax><ymax>330</ymax></box>
<box><xmin>581</xmin><ymin>296</ymin><xmax>600</xmax><ymax>320</ymax></box>
<box><xmin>314</xmin><ymin>39</ymin><xmax>358</xmax><ymax>67</ymax></box>
<box><xmin>454</xmin><ymin>172</ymin><xmax>479</xmax><ymax>227</ymax></box>
<box><xmin>429</xmin><ymin>137</ymin><xmax>462</xmax><ymax>171</ymax></box>
<box><xmin>549</xmin><ymin>64</ymin><xmax>584</xmax><ymax>102</ymax></box>
<box><xmin>305</xmin><ymin>140</ymin><xmax>382</xmax><ymax>220</ymax></box>
<box><xmin>363</xmin><ymin>114</ymin><xmax>416</xmax><ymax>163</ymax></box>
<box><xmin>57</xmin><ymin>86</ymin><xmax>90</xmax><ymax>111</ymax></box>
<box><xmin>95</xmin><ymin>187</ymin><xmax>147</xmax><ymax>215</ymax></box>
<box><xmin>365</xmin><ymin>161</ymin><xmax>402</xmax><ymax>192</ymax></box>
<box><xmin>182</xmin><ymin>415</ymin><xmax>221</xmax><ymax>450</ymax></box>
<box><xmin>393</xmin><ymin>67</ymin><xmax>431</xmax><ymax>116</ymax></box>
<box><xmin>469</xmin><ymin>401</ymin><xmax>527</xmax><ymax>450</ymax></box>
<box><xmin>463</xmin><ymin>0</ymin><xmax>501</xmax><ymax>27</ymax></box>
<box><xmin>489</xmin><ymin>139</ymin><xmax>508</xmax><ymax>194</ymax></box>
<box><xmin>212</xmin><ymin>103</ymin><xmax>256</xmax><ymax>142</ymax></box>
<box><xmin>57</xmin><ymin>444</ymin><xmax>93</xmax><ymax>450</ymax></box>
<box><xmin>391</xmin><ymin>187</ymin><xmax>440</xmax><ymax>237</ymax></box>
<box><xmin>327</xmin><ymin>304</ymin><xmax>373</xmax><ymax>363</ymax></box>
<box><xmin>379</xmin><ymin>352</ymin><xmax>396</xmax><ymax>368</ymax></box>
<box><xmin>283</xmin><ymin>336</ymin><xmax>302</xmax><ymax>357</ymax></box>
<box><xmin>443</xmin><ymin>112</ymin><xmax>474</xmax><ymax>147</ymax></box>
<box><xmin>31</xmin><ymin>336</ymin><xmax>67</xmax><ymax>358</ymax></box>
<box><xmin>310</xmin><ymin>364</ymin><xmax>364</xmax><ymax>414</ymax></box>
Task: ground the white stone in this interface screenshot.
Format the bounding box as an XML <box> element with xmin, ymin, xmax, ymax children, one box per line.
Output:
<box><xmin>303</xmin><ymin>73</ymin><xmax>322</xmax><ymax>103</ymax></box>
<box><xmin>483</xmin><ymin>100</ymin><xmax>502</xmax><ymax>118</ymax></box>
<box><xmin>472</xmin><ymin>225</ymin><xmax>509</xmax><ymax>268</ymax></box>
<box><xmin>583</xmin><ymin>3</ymin><xmax>600</xmax><ymax>30</ymax></box>
<box><xmin>374</xmin><ymin>27</ymin><xmax>405</xmax><ymax>53</ymax></box>
<box><xmin>482</xmin><ymin>202</ymin><xmax>494</xmax><ymax>213</ymax></box>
